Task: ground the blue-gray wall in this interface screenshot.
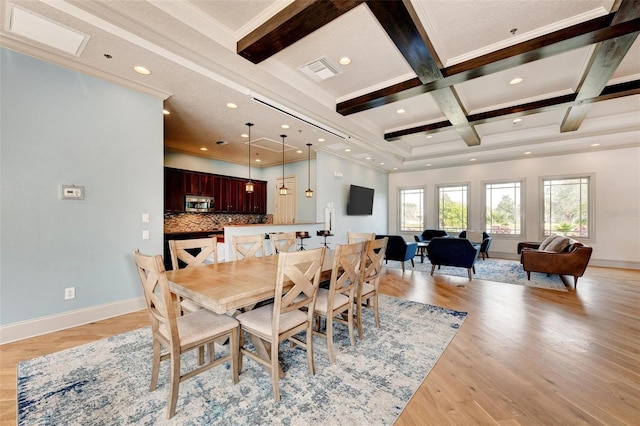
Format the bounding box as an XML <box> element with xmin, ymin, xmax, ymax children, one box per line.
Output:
<box><xmin>0</xmin><ymin>48</ymin><xmax>164</xmax><ymax>325</ymax></box>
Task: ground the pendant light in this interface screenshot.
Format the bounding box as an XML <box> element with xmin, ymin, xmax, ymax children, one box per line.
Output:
<box><xmin>305</xmin><ymin>143</ymin><xmax>313</xmax><ymax>198</ymax></box>
<box><xmin>279</xmin><ymin>134</ymin><xmax>288</xmax><ymax>195</ymax></box>
<box><xmin>245</xmin><ymin>122</ymin><xmax>254</xmax><ymax>193</ymax></box>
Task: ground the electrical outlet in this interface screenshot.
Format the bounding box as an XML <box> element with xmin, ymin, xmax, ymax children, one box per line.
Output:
<box><xmin>64</xmin><ymin>287</ymin><xmax>75</xmax><ymax>300</ymax></box>
<box><xmin>142</xmin><ymin>230</ymin><xmax>150</xmax><ymax>240</ymax></box>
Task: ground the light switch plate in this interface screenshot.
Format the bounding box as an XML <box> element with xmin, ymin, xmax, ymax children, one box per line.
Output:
<box><xmin>61</xmin><ymin>185</ymin><xmax>84</xmax><ymax>200</ymax></box>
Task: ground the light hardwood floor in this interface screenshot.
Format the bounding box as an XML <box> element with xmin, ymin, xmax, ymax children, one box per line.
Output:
<box><xmin>1</xmin><ymin>264</ymin><xmax>638</xmax><ymax>424</ymax></box>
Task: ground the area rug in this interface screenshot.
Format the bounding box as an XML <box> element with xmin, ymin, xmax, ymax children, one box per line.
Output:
<box><xmin>385</xmin><ymin>258</ymin><xmax>568</xmax><ymax>291</ymax></box>
<box><xmin>17</xmin><ymin>295</ymin><xmax>466</xmax><ymax>425</ymax></box>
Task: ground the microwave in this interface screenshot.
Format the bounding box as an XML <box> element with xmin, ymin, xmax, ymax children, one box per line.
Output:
<box><xmin>185</xmin><ymin>195</ymin><xmax>215</xmax><ymax>213</ymax></box>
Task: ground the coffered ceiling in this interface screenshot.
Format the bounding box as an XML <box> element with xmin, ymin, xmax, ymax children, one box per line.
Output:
<box><xmin>2</xmin><ymin>0</ymin><xmax>639</xmax><ymax>171</ymax></box>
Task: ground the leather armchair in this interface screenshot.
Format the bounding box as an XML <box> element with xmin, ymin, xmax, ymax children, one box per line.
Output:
<box><xmin>375</xmin><ymin>235</ymin><xmax>418</xmax><ymax>272</ymax></box>
<box><xmin>519</xmin><ymin>239</ymin><xmax>592</xmax><ymax>287</ymax></box>
<box><xmin>426</xmin><ymin>237</ymin><xmax>480</xmax><ymax>281</ymax></box>
<box><xmin>458</xmin><ymin>230</ymin><xmax>492</xmax><ymax>260</ymax></box>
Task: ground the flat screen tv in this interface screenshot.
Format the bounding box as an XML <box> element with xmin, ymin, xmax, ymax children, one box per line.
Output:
<box><xmin>347</xmin><ymin>184</ymin><xmax>374</xmax><ymax>215</ymax></box>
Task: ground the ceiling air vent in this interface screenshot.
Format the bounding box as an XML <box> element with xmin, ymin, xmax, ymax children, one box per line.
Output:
<box><xmin>299</xmin><ymin>57</ymin><xmax>341</xmax><ymax>81</ymax></box>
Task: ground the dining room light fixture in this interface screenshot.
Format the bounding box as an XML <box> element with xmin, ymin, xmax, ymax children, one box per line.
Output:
<box><xmin>279</xmin><ymin>134</ymin><xmax>288</xmax><ymax>195</ymax></box>
<box><xmin>305</xmin><ymin>143</ymin><xmax>313</xmax><ymax>198</ymax></box>
<box><xmin>245</xmin><ymin>122</ymin><xmax>254</xmax><ymax>193</ymax></box>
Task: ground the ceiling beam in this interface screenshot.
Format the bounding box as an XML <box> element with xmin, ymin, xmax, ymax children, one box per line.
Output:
<box><xmin>338</xmin><ymin>13</ymin><xmax>640</xmax><ymax>115</ymax></box>
<box><xmin>385</xmin><ymin>79</ymin><xmax>640</xmax><ymax>141</ymax></box>
<box><xmin>366</xmin><ymin>0</ymin><xmax>480</xmax><ymax>146</ymax></box>
<box><xmin>237</xmin><ymin>0</ymin><xmax>364</xmax><ymax>64</ymax></box>
<box><xmin>561</xmin><ymin>0</ymin><xmax>640</xmax><ymax>132</ymax></box>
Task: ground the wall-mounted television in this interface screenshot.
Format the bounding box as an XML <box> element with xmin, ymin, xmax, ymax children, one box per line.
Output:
<box><xmin>347</xmin><ymin>184</ymin><xmax>374</xmax><ymax>215</ymax></box>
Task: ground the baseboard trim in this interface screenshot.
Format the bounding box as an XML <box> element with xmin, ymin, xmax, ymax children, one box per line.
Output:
<box><xmin>490</xmin><ymin>252</ymin><xmax>640</xmax><ymax>270</ymax></box>
<box><xmin>0</xmin><ymin>297</ymin><xmax>146</xmax><ymax>345</ymax></box>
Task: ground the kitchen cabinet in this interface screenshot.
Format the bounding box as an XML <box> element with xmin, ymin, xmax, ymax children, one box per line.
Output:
<box><xmin>215</xmin><ymin>176</ymin><xmax>245</xmax><ymax>212</ymax></box>
<box><xmin>164</xmin><ymin>168</ymin><xmax>185</xmax><ymax>212</ymax></box>
<box><xmin>244</xmin><ymin>180</ymin><xmax>267</xmax><ymax>214</ymax></box>
<box><xmin>185</xmin><ymin>171</ymin><xmax>215</xmax><ymax>197</ymax></box>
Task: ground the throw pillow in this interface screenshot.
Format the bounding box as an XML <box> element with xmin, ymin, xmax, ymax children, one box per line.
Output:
<box><xmin>546</xmin><ymin>236</ymin><xmax>570</xmax><ymax>252</ymax></box>
<box><xmin>538</xmin><ymin>234</ymin><xmax>558</xmax><ymax>250</ymax></box>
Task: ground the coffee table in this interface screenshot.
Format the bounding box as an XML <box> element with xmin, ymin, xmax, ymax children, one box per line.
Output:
<box><xmin>416</xmin><ymin>241</ymin><xmax>429</xmax><ymax>263</ymax></box>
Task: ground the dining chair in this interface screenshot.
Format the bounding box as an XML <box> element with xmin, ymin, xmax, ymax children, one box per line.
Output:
<box><xmin>313</xmin><ymin>241</ymin><xmax>364</xmax><ymax>364</ymax></box>
<box><xmin>131</xmin><ymin>249</ymin><xmax>239</xmax><ymax>419</ymax></box>
<box><xmin>355</xmin><ymin>237</ymin><xmax>387</xmax><ymax>340</ymax></box>
<box><xmin>168</xmin><ymin>237</ymin><xmax>219</xmax><ymax>314</ymax></box>
<box><xmin>236</xmin><ymin>246</ymin><xmax>326</xmax><ymax>401</ymax></box>
<box><xmin>268</xmin><ymin>232</ymin><xmax>297</xmax><ymax>255</ymax></box>
<box><xmin>347</xmin><ymin>231</ymin><xmax>376</xmax><ymax>244</ymax></box>
<box><xmin>231</xmin><ymin>234</ymin><xmax>266</xmax><ymax>260</ymax></box>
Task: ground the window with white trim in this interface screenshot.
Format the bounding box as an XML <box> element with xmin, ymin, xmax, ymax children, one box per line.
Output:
<box><xmin>437</xmin><ymin>184</ymin><xmax>468</xmax><ymax>233</ymax></box>
<box><xmin>399</xmin><ymin>188</ymin><xmax>424</xmax><ymax>232</ymax></box>
<box><xmin>484</xmin><ymin>180</ymin><xmax>523</xmax><ymax>235</ymax></box>
<box><xmin>542</xmin><ymin>175</ymin><xmax>592</xmax><ymax>238</ymax></box>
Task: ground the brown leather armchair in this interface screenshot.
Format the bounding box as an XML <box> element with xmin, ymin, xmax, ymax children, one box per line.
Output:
<box><xmin>519</xmin><ymin>239</ymin><xmax>592</xmax><ymax>287</ymax></box>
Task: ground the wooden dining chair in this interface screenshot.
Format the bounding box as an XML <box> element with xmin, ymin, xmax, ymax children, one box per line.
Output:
<box><xmin>168</xmin><ymin>237</ymin><xmax>219</xmax><ymax>314</ymax></box>
<box><xmin>236</xmin><ymin>246</ymin><xmax>326</xmax><ymax>401</ymax></box>
<box><xmin>268</xmin><ymin>232</ymin><xmax>297</xmax><ymax>254</ymax></box>
<box><xmin>347</xmin><ymin>231</ymin><xmax>376</xmax><ymax>244</ymax></box>
<box><xmin>313</xmin><ymin>241</ymin><xmax>364</xmax><ymax>364</ymax></box>
<box><xmin>355</xmin><ymin>237</ymin><xmax>387</xmax><ymax>339</ymax></box>
<box><xmin>131</xmin><ymin>249</ymin><xmax>239</xmax><ymax>419</ymax></box>
<box><xmin>231</xmin><ymin>234</ymin><xmax>266</xmax><ymax>260</ymax></box>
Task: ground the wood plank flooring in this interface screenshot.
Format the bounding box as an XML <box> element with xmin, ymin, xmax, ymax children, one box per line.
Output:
<box><xmin>1</xmin><ymin>264</ymin><xmax>638</xmax><ymax>424</ymax></box>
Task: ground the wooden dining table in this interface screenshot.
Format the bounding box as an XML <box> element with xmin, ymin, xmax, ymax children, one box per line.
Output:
<box><xmin>166</xmin><ymin>248</ymin><xmax>334</xmax><ymax>377</ymax></box>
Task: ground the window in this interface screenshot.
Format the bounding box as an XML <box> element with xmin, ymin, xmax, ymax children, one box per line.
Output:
<box><xmin>399</xmin><ymin>188</ymin><xmax>424</xmax><ymax>232</ymax></box>
<box><xmin>484</xmin><ymin>180</ymin><xmax>523</xmax><ymax>235</ymax></box>
<box><xmin>437</xmin><ymin>184</ymin><xmax>468</xmax><ymax>233</ymax></box>
<box><xmin>542</xmin><ymin>175</ymin><xmax>591</xmax><ymax>238</ymax></box>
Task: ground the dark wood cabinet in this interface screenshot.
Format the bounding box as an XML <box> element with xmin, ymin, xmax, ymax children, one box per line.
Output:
<box><xmin>165</xmin><ymin>167</ymin><xmax>266</xmax><ymax>214</ymax></box>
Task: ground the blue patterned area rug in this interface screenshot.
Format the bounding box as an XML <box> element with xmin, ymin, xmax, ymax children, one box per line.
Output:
<box><xmin>18</xmin><ymin>295</ymin><xmax>466</xmax><ymax>425</ymax></box>
<box><xmin>385</xmin><ymin>258</ymin><xmax>568</xmax><ymax>291</ymax></box>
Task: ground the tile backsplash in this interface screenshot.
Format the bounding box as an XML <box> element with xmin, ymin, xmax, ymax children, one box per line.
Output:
<box><xmin>164</xmin><ymin>213</ymin><xmax>273</xmax><ymax>233</ymax></box>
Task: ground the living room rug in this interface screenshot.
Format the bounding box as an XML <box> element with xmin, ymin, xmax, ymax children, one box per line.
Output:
<box><xmin>17</xmin><ymin>295</ymin><xmax>466</xmax><ymax>425</ymax></box>
<box><xmin>385</xmin><ymin>258</ymin><xmax>568</xmax><ymax>291</ymax></box>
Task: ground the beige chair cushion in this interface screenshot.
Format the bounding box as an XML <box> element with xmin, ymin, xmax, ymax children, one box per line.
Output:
<box><xmin>180</xmin><ymin>298</ymin><xmax>203</xmax><ymax>313</ymax></box>
<box><xmin>314</xmin><ymin>288</ymin><xmax>349</xmax><ymax>313</ymax></box>
<box><xmin>237</xmin><ymin>304</ymin><xmax>308</xmax><ymax>337</ymax></box>
<box><xmin>546</xmin><ymin>236</ymin><xmax>570</xmax><ymax>252</ymax></box>
<box><xmin>361</xmin><ymin>282</ymin><xmax>375</xmax><ymax>298</ymax></box>
<box><xmin>538</xmin><ymin>234</ymin><xmax>558</xmax><ymax>250</ymax></box>
<box><xmin>160</xmin><ymin>309</ymin><xmax>238</xmax><ymax>347</ymax></box>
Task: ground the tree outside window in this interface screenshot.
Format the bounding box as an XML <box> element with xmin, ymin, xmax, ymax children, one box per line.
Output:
<box><xmin>437</xmin><ymin>184</ymin><xmax>467</xmax><ymax>233</ymax></box>
<box><xmin>542</xmin><ymin>176</ymin><xmax>591</xmax><ymax>238</ymax></box>
<box><xmin>399</xmin><ymin>188</ymin><xmax>423</xmax><ymax>232</ymax></box>
<box><xmin>484</xmin><ymin>181</ymin><xmax>523</xmax><ymax>235</ymax></box>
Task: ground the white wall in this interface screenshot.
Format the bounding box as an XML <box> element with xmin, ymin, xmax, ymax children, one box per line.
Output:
<box><xmin>389</xmin><ymin>147</ymin><xmax>640</xmax><ymax>267</ymax></box>
<box><xmin>0</xmin><ymin>49</ymin><xmax>164</xmax><ymax>338</ymax></box>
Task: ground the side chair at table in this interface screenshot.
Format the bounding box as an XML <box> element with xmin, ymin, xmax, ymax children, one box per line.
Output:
<box><xmin>131</xmin><ymin>249</ymin><xmax>239</xmax><ymax>419</ymax></box>
<box><xmin>313</xmin><ymin>241</ymin><xmax>364</xmax><ymax>364</ymax></box>
<box><xmin>356</xmin><ymin>237</ymin><xmax>387</xmax><ymax>340</ymax></box>
<box><xmin>231</xmin><ymin>234</ymin><xmax>266</xmax><ymax>260</ymax></box>
<box><xmin>268</xmin><ymin>232</ymin><xmax>297</xmax><ymax>254</ymax></box>
<box><xmin>168</xmin><ymin>236</ymin><xmax>219</xmax><ymax>314</ymax></box>
<box><xmin>236</xmin><ymin>246</ymin><xmax>326</xmax><ymax>401</ymax></box>
<box><xmin>346</xmin><ymin>231</ymin><xmax>376</xmax><ymax>244</ymax></box>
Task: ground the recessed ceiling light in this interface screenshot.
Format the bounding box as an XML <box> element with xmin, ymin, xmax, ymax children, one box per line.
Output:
<box><xmin>162</xmin><ymin>109</ymin><xmax>170</xmax><ymax>115</ymax></box>
<box><xmin>426</xmin><ymin>135</ymin><xmax>433</xmax><ymax>139</ymax></box>
<box><xmin>524</xmin><ymin>151</ymin><xmax>532</xmax><ymax>155</ymax></box>
<box><xmin>591</xmin><ymin>143</ymin><xmax>601</xmax><ymax>147</ymax></box>
<box><xmin>281</xmin><ymin>124</ymin><xmax>290</xmax><ymax>129</ymax></box>
<box><xmin>393</xmin><ymin>167</ymin><xmax>398</xmax><ymax>170</ymax></box>
<box><xmin>345</xmin><ymin>148</ymin><xmax>351</xmax><ymax>152</ymax></box>
<box><xmin>470</xmin><ymin>158</ymin><xmax>476</xmax><ymax>162</ymax></box>
<box><xmin>509</xmin><ymin>77</ymin><xmax>523</xmax><ymax>85</ymax></box>
<box><xmin>226</xmin><ymin>103</ymin><xmax>237</xmax><ymax>109</ymax></box>
<box><xmin>296</xmin><ymin>149</ymin><xmax>303</xmax><ymax>154</ymax></box>
<box><xmin>379</xmin><ymin>162</ymin><xmax>384</xmax><ymax>165</ymax></box>
<box><xmin>200</xmin><ymin>147</ymin><xmax>208</xmax><ymax>151</ymax></box>
<box><xmin>396</xmin><ymin>109</ymin><xmax>405</xmax><ymax>114</ymax></box>
<box><xmin>318</xmin><ymin>138</ymin><xmax>325</xmax><ymax>142</ymax></box>
<box><xmin>241</xmin><ymin>133</ymin><xmax>248</xmax><ymax>138</ymax></box>
<box><xmin>426</xmin><ymin>163</ymin><xmax>432</xmax><ymax>166</ymax></box>
<box><xmin>365</xmin><ymin>157</ymin><xmax>372</xmax><ymax>160</ymax></box>
<box><xmin>513</xmin><ymin>118</ymin><xmax>523</xmax><ymax>124</ymax></box>
<box><xmin>134</xmin><ymin>65</ymin><xmax>151</xmax><ymax>75</ymax></box>
<box><xmin>255</xmin><ymin>158</ymin><xmax>261</xmax><ymax>162</ymax></box>
<box><xmin>339</xmin><ymin>56</ymin><xmax>351</xmax><ymax>65</ymax></box>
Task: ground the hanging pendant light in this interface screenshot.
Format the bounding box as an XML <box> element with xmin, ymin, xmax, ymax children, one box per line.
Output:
<box><xmin>245</xmin><ymin>122</ymin><xmax>254</xmax><ymax>193</ymax></box>
<box><xmin>305</xmin><ymin>143</ymin><xmax>313</xmax><ymax>198</ymax></box>
<box><xmin>279</xmin><ymin>134</ymin><xmax>288</xmax><ymax>195</ymax></box>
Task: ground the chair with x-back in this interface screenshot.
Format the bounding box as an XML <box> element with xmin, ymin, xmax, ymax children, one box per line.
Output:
<box><xmin>168</xmin><ymin>236</ymin><xmax>219</xmax><ymax>314</ymax></box>
<box><xmin>231</xmin><ymin>234</ymin><xmax>266</xmax><ymax>260</ymax></box>
<box><xmin>313</xmin><ymin>241</ymin><xmax>364</xmax><ymax>364</ymax></box>
<box><xmin>347</xmin><ymin>231</ymin><xmax>376</xmax><ymax>244</ymax></box>
<box><xmin>236</xmin><ymin>246</ymin><xmax>326</xmax><ymax>401</ymax></box>
<box><xmin>268</xmin><ymin>232</ymin><xmax>297</xmax><ymax>255</ymax></box>
<box><xmin>131</xmin><ymin>249</ymin><xmax>239</xmax><ymax>419</ymax></box>
<box><xmin>355</xmin><ymin>237</ymin><xmax>387</xmax><ymax>340</ymax></box>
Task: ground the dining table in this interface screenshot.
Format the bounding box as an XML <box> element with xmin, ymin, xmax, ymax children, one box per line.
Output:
<box><xmin>166</xmin><ymin>248</ymin><xmax>334</xmax><ymax>377</ymax></box>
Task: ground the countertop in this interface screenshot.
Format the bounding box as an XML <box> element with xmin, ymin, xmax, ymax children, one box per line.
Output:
<box><xmin>224</xmin><ymin>222</ymin><xmax>323</xmax><ymax>227</ymax></box>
